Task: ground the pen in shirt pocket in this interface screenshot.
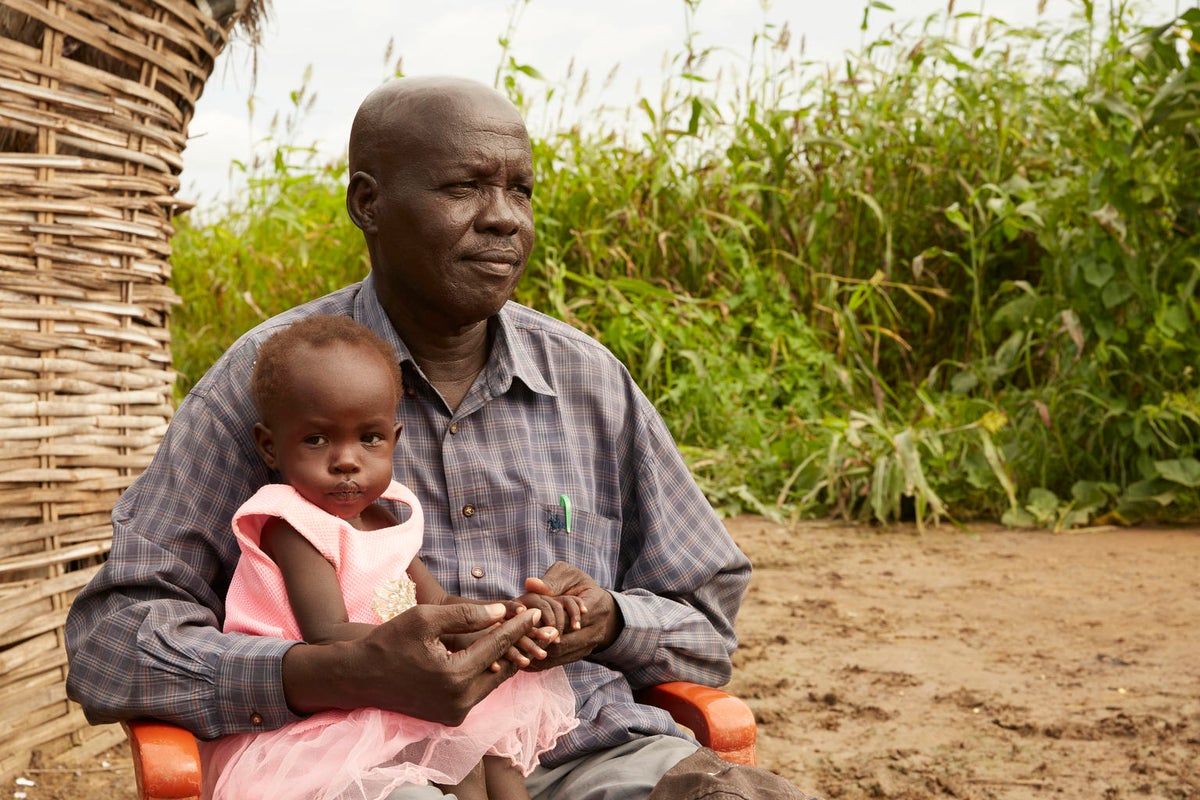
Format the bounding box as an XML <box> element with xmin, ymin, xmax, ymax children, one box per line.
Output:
<box><xmin>559</xmin><ymin>494</ymin><xmax>572</xmax><ymax>534</ymax></box>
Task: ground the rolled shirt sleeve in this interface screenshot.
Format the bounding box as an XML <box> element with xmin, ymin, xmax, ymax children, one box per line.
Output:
<box><xmin>591</xmin><ymin>405</ymin><xmax>749</xmax><ymax>689</ymax></box>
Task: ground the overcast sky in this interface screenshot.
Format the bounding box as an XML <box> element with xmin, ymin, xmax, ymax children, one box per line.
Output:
<box><xmin>181</xmin><ymin>0</ymin><xmax>1189</xmax><ymax>204</ymax></box>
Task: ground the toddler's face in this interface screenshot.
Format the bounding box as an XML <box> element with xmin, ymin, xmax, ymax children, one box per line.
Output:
<box><xmin>258</xmin><ymin>342</ymin><xmax>400</xmax><ymax>521</ymax></box>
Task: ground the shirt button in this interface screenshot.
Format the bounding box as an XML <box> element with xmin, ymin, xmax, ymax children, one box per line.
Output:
<box><xmin>249</xmin><ymin>712</ymin><xmax>264</xmax><ymax>725</ymax></box>
<box><xmin>471</xmin><ymin>567</ymin><xmax>485</xmax><ymax>579</ymax></box>
<box><xmin>462</xmin><ymin>504</ymin><xmax>475</xmax><ymax>518</ymax></box>
<box><xmin>449</xmin><ymin>423</ymin><xmax>459</xmax><ymax>435</ymax></box>
<box><xmin>404</xmin><ymin>385</ymin><xmax>416</xmax><ymax>397</ymax></box>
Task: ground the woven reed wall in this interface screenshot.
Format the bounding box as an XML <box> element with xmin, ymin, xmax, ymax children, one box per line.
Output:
<box><xmin>0</xmin><ymin>0</ymin><xmax>238</xmax><ymax>782</ymax></box>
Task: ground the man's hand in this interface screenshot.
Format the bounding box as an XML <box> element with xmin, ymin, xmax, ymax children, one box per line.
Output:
<box><xmin>513</xmin><ymin>590</ymin><xmax>587</xmax><ymax>640</ymax></box>
<box><xmin>441</xmin><ymin>606</ymin><xmax>561</xmax><ymax>670</ymax></box>
<box><xmin>498</xmin><ymin>590</ymin><xmax>587</xmax><ymax>668</ymax></box>
<box><xmin>282</xmin><ymin>602</ymin><xmax>541</xmax><ymax>726</ymax></box>
<box><xmin>519</xmin><ymin>561</ymin><xmax>623</xmax><ymax>670</ymax></box>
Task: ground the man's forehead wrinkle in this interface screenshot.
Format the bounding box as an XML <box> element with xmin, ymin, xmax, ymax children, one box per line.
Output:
<box><xmin>406</xmin><ymin>121</ymin><xmax>531</xmax><ymax>169</ymax></box>
<box><xmin>397</xmin><ymin>101</ymin><xmax>525</xmax><ymax>139</ymax></box>
<box><xmin>426</xmin><ymin>109</ymin><xmax>528</xmax><ymax>144</ymax></box>
<box><xmin>350</xmin><ymin>79</ymin><xmax>530</xmax><ymax>180</ymax></box>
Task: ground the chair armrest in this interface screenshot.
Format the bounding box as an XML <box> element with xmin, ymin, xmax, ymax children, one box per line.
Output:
<box><xmin>122</xmin><ymin>680</ymin><xmax>758</xmax><ymax>797</ymax></box>
<box><xmin>121</xmin><ymin>720</ymin><xmax>202</xmax><ymax>800</ymax></box>
<box><xmin>636</xmin><ymin>681</ymin><xmax>757</xmax><ymax>766</ymax></box>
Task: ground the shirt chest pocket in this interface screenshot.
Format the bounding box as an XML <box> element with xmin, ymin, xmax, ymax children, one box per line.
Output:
<box><xmin>533</xmin><ymin>502</ymin><xmax>620</xmax><ymax>587</ymax></box>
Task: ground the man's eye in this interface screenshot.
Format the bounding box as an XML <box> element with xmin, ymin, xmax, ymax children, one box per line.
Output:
<box><xmin>512</xmin><ymin>184</ymin><xmax>533</xmax><ymax>198</ymax></box>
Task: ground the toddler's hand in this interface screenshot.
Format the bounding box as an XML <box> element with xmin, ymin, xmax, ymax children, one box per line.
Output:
<box><xmin>513</xmin><ymin>584</ymin><xmax>588</xmax><ymax>641</ymax></box>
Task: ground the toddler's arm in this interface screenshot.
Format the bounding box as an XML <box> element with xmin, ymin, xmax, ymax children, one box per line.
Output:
<box><xmin>407</xmin><ymin>557</ymin><xmax>563</xmax><ymax>669</ymax></box>
<box><xmin>260</xmin><ymin>516</ymin><xmax>378</xmax><ymax>644</ymax></box>
<box><xmin>406</xmin><ymin>555</ymin><xmax>522</xmax><ymax>617</ymax></box>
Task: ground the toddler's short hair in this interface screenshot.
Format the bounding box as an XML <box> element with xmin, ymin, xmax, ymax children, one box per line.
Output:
<box><xmin>251</xmin><ymin>315</ymin><xmax>402</xmax><ymax>422</ymax></box>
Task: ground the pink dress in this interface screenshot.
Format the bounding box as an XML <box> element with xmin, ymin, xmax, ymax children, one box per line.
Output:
<box><xmin>199</xmin><ymin>481</ymin><xmax>578</xmax><ymax>800</ymax></box>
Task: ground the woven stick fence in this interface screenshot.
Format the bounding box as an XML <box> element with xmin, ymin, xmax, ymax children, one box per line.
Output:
<box><xmin>0</xmin><ymin>0</ymin><xmax>256</xmax><ymax>782</ymax></box>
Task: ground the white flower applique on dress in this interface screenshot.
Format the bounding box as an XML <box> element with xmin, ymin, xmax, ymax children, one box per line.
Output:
<box><xmin>372</xmin><ymin>575</ymin><xmax>417</xmax><ymax>622</ymax></box>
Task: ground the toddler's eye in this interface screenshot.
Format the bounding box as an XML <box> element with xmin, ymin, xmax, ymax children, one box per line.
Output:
<box><xmin>362</xmin><ymin>433</ymin><xmax>386</xmax><ymax>446</ymax></box>
<box><xmin>304</xmin><ymin>435</ymin><xmax>328</xmax><ymax>446</ymax></box>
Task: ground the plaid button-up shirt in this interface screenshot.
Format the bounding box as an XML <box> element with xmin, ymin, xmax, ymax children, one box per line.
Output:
<box><xmin>65</xmin><ymin>273</ymin><xmax>751</xmax><ymax>765</ymax></box>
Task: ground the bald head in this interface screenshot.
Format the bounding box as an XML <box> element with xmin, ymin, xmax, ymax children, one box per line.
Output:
<box><xmin>348</xmin><ymin>76</ymin><xmax>527</xmax><ymax>177</ymax></box>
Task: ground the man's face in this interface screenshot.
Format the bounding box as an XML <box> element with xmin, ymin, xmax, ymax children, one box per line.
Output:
<box><xmin>254</xmin><ymin>342</ymin><xmax>401</xmax><ymax>523</ymax></box>
<box><xmin>364</xmin><ymin>94</ymin><xmax>536</xmax><ymax>335</ymax></box>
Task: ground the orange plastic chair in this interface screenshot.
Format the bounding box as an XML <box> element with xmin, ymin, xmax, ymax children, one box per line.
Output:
<box><xmin>123</xmin><ymin>681</ymin><xmax>756</xmax><ymax>800</ymax></box>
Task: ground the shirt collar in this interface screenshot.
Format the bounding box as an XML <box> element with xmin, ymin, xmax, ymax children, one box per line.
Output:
<box><xmin>356</xmin><ymin>273</ymin><xmax>555</xmax><ymax>398</ymax></box>
<box><xmin>355</xmin><ymin>273</ymin><xmax>415</xmax><ymax>365</ymax></box>
<box><xmin>487</xmin><ymin>305</ymin><xmax>555</xmax><ymax>397</ymax></box>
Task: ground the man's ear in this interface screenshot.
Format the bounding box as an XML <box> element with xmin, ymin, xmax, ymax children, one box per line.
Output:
<box><xmin>253</xmin><ymin>422</ymin><xmax>280</xmax><ymax>471</ymax></box>
<box><xmin>346</xmin><ymin>171</ymin><xmax>379</xmax><ymax>233</ymax></box>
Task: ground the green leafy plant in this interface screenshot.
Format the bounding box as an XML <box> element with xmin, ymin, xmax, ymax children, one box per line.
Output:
<box><xmin>170</xmin><ymin>1</ymin><xmax>1200</xmax><ymax>527</ymax></box>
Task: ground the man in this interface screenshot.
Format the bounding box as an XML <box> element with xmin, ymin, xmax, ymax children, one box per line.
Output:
<box><xmin>66</xmin><ymin>76</ymin><xmax>782</xmax><ymax>798</ymax></box>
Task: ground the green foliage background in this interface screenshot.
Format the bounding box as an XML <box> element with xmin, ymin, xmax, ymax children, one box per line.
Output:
<box><xmin>171</xmin><ymin>2</ymin><xmax>1200</xmax><ymax>528</ymax></box>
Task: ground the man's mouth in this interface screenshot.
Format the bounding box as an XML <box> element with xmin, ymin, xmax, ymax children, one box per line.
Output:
<box><xmin>466</xmin><ymin>250</ymin><xmax>521</xmax><ymax>272</ymax></box>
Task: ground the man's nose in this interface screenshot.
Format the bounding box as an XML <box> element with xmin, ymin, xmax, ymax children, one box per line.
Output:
<box><xmin>476</xmin><ymin>186</ymin><xmax>523</xmax><ymax>235</ymax></box>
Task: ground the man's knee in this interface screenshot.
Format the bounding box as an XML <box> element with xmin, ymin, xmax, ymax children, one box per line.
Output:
<box><xmin>527</xmin><ymin>735</ymin><xmax>698</xmax><ymax>800</ymax></box>
<box><xmin>647</xmin><ymin>746</ymin><xmax>820</xmax><ymax>800</ymax></box>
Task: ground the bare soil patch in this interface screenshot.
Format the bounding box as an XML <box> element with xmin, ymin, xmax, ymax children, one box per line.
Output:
<box><xmin>726</xmin><ymin>518</ymin><xmax>1200</xmax><ymax>800</ymax></box>
<box><xmin>14</xmin><ymin>517</ymin><xmax>1200</xmax><ymax>799</ymax></box>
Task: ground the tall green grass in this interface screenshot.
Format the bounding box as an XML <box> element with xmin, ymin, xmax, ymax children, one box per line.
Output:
<box><xmin>171</xmin><ymin>1</ymin><xmax>1200</xmax><ymax>527</ymax></box>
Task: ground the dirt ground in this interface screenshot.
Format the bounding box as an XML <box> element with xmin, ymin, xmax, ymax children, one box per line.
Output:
<box><xmin>13</xmin><ymin>517</ymin><xmax>1200</xmax><ymax>799</ymax></box>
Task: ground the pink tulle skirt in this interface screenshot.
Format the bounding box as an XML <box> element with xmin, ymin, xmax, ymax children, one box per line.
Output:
<box><xmin>199</xmin><ymin>668</ymin><xmax>577</xmax><ymax>800</ymax></box>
